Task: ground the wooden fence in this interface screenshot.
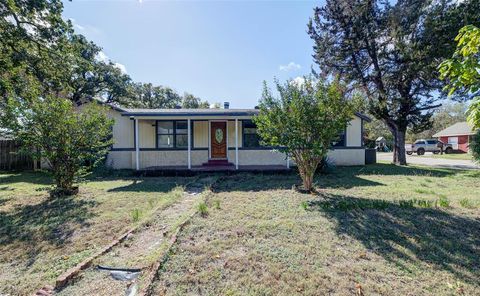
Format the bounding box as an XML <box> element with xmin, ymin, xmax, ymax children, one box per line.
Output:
<box><xmin>0</xmin><ymin>140</ymin><xmax>36</xmax><ymax>171</ymax></box>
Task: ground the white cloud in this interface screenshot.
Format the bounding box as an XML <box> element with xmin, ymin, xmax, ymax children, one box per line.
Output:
<box><xmin>96</xmin><ymin>51</ymin><xmax>127</xmax><ymax>74</ymax></box>
<box><xmin>69</xmin><ymin>18</ymin><xmax>85</xmax><ymax>31</ymax></box>
<box><xmin>279</xmin><ymin>62</ymin><xmax>301</xmax><ymax>72</ymax></box>
<box><xmin>96</xmin><ymin>51</ymin><xmax>109</xmax><ymax>63</ymax></box>
<box><xmin>290</xmin><ymin>76</ymin><xmax>306</xmax><ymax>87</ymax></box>
<box><xmin>114</xmin><ymin>62</ymin><xmax>127</xmax><ymax>74</ymax></box>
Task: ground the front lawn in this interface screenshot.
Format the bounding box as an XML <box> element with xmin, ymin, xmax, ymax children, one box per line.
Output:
<box><xmin>0</xmin><ymin>171</ymin><xmax>193</xmax><ymax>295</ymax></box>
<box><xmin>151</xmin><ymin>164</ymin><xmax>480</xmax><ymax>295</ymax></box>
<box><xmin>415</xmin><ymin>152</ymin><xmax>473</xmax><ymax>160</ymax></box>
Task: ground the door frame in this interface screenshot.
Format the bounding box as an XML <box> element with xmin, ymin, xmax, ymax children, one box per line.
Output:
<box><xmin>208</xmin><ymin>120</ymin><xmax>228</xmax><ymax>160</ymax></box>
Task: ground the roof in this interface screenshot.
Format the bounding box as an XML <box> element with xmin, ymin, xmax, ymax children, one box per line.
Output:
<box><xmin>121</xmin><ymin>108</ymin><xmax>260</xmax><ymax>117</ymax></box>
<box><xmin>120</xmin><ymin>108</ymin><xmax>372</xmax><ymax>120</ymax></box>
<box><xmin>432</xmin><ymin>122</ymin><xmax>477</xmax><ymax>137</ymax></box>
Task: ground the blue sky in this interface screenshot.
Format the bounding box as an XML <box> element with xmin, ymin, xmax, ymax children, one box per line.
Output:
<box><xmin>62</xmin><ymin>0</ymin><xmax>320</xmax><ymax>108</ymax></box>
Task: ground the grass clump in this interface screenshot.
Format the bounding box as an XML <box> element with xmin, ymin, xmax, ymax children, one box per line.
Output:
<box><xmin>131</xmin><ymin>208</ymin><xmax>142</xmax><ymax>222</ymax></box>
<box><xmin>459</xmin><ymin>198</ymin><xmax>475</xmax><ymax>209</ymax></box>
<box><xmin>213</xmin><ymin>199</ymin><xmax>221</xmax><ymax>210</ymax></box>
<box><xmin>438</xmin><ymin>195</ymin><xmax>450</xmax><ymax>208</ymax></box>
<box><xmin>198</xmin><ymin>202</ymin><xmax>209</xmax><ymax>217</ymax></box>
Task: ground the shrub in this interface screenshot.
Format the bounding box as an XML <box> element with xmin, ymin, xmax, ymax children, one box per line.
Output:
<box><xmin>3</xmin><ymin>97</ymin><xmax>114</xmax><ymax>196</ymax></box>
<box><xmin>254</xmin><ymin>77</ymin><xmax>356</xmax><ymax>192</ymax></box>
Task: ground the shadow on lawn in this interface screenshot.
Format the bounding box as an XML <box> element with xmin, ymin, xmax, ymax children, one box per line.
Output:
<box><xmin>107</xmin><ymin>178</ymin><xmax>180</xmax><ymax>193</ymax></box>
<box><xmin>308</xmin><ymin>193</ymin><xmax>480</xmax><ymax>285</ymax></box>
<box><xmin>0</xmin><ymin>171</ymin><xmax>52</xmax><ymax>186</ymax></box>
<box><xmin>0</xmin><ymin>196</ymin><xmax>96</xmax><ymax>264</ymax></box>
<box><xmin>212</xmin><ymin>163</ymin><xmax>460</xmax><ymax>192</ymax></box>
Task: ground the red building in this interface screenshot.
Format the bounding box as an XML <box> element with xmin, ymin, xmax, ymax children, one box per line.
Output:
<box><xmin>433</xmin><ymin>122</ymin><xmax>477</xmax><ymax>153</ymax></box>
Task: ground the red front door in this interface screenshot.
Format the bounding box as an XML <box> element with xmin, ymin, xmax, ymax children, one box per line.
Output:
<box><xmin>211</xmin><ymin>122</ymin><xmax>227</xmax><ymax>159</ymax></box>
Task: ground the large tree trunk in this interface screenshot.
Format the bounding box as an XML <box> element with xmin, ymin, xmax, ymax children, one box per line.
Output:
<box><xmin>386</xmin><ymin>122</ymin><xmax>407</xmax><ymax>165</ymax></box>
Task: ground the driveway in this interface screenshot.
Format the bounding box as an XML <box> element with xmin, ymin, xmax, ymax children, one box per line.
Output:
<box><xmin>377</xmin><ymin>152</ymin><xmax>479</xmax><ymax>170</ymax></box>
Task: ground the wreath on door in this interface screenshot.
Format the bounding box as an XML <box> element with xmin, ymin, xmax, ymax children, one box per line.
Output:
<box><xmin>215</xmin><ymin>128</ymin><xmax>224</xmax><ymax>144</ymax></box>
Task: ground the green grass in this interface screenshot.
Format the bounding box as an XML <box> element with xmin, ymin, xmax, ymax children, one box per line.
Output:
<box><xmin>418</xmin><ymin>153</ymin><xmax>473</xmax><ymax>160</ymax></box>
<box><xmin>0</xmin><ymin>171</ymin><xmax>191</xmax><ymax>295</ymax></box>
<box><xmin>151</xmin><ymin>164</ymin><xmax>480</xmax><ymax>296</ymax></box>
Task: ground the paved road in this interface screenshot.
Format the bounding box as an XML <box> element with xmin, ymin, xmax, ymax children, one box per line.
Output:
<box><xmin>377</xmin><ymin>152</ymin><xmax>479</xmax><ymax>170</ymax></box>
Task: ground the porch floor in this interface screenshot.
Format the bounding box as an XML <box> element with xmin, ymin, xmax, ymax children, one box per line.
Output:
<box><xmin>138</xmin><ymin>165</ymin><xmax>292</xmax><ymax>175</ymax></box>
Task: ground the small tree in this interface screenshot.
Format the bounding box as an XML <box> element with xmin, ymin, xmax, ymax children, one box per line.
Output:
<box><xmin>254</xmin><ymin>78</ymin><xmax>355</xmax><ymax>192</ymax></box>
<box><xmin>4</xmin><ymin>96</ymin><xmax>114</xmax><ymax>196</ymax></box>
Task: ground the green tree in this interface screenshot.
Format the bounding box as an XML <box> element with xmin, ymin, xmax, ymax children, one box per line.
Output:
<box><xmin>5</xmin><ymin>96</ymin><xmax>113</xmax><ymax>195</ymax></box>
<box><xmin>181</xmin><ymin>93</ymin><xmax>209</xmax><ymax>109</ymax></box>
<box><xmin>254</xmin><ymin>78</ymin><xmax>355</xmax><ymax>192</ymax></box>
<box><xmin>439</xmin><ymin>25</ymin><xmax>480</xmax><ymax>128</ymax></box>
<box><xmin>128</xmin><ymin>83</ymin><xmax>181</xmax><ymax>109</ymax></box>
<box><xmin>439</xmin><ymin>25</ymin><xmax>480</xmax><ymax>162</ymax></box>
<box><xmin>308</xmin><ymin>0</ymin><xmax>480</xmax><ymax>165</ymax></box>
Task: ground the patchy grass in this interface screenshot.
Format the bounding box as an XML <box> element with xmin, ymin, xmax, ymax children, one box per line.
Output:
<box><xmin>0</xmin><ymin>171</ymin><xmax>193</xmax><ymax>295</ymax></box>
<box><xmin>152</xmin><ymin>164</ymin><xmax>480</xmax><ymax>295</ymax></box>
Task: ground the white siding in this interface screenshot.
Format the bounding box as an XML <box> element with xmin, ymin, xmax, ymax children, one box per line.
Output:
<box><xmin>346</xmin><ymin>117</ymin><xmax>362</xmax><ymax>147</ymax></box>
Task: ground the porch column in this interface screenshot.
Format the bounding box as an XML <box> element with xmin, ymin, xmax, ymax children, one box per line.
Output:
<box><xmin>286</xmin><ymin>154</ymin><xmax>290</xmax><ymax>169</ymax></box>
<box><xmin>235</xmin><ymin>118</ymin><xmax>239</xmax><ymax>170</ymax></box>
<box><xmin>188</xmin><ymin>118</ymin><xmax>191</xmax><ymax>169</ymax></box>
<box><xmin>135</xmin><ymin>118</ymin><xmax>139</xmax><ymax>170</ymax></box>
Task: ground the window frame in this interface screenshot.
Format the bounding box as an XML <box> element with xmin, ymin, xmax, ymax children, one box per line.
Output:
<box><xmin>156</xmin><ymin>120</ymin><xmax>190</xmax><ymax>150</ymax></box>
<box><xmin>242</xmin><ymin>120</ymin><xmax>263</xmax><ymax>148</ymax></box>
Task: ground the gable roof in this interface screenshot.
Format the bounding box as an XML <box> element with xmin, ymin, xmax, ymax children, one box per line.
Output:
<box><xmin>432</xmin><ymin>122</ymin><xmax>477</xmax><ymax>137</ymax></box>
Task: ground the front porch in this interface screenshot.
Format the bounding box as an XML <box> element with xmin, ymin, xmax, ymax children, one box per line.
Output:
<box><xmin>136</xmin><ymin>164</ymin><xmax>292</xmax><ymax>176</ymax></box>
<box><xmin>114</xmin><ymin>108</ymin><xmax>291</xmax><ymax>170</ymax></box>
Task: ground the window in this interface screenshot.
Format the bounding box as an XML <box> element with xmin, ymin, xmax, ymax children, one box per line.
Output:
<box><xmin>243</xmin><ymin>121</ymin><xmax>262</xmax><ymax>148</ymax></box>
<box><xmin>332</xmin><ymin>130</ymin><xmax>346</xmax><ymax>147</ymax></box>
<box><xmin>448</xmin><ymin>137</ymin><xmax>458</xmax><ymax>144</ymax></box>
<box><xmin>415</xmin><ymin>140</ymin><xmax>426</xmax><ymax>145</ymax></box>
<box><xmin>427</xmin><ymin>140</ymin><xmax>437</xmax><ymax>145</ymax></box>
<box><xmin>175</xmin><ymin>121</ymin><xmax>188</xmax><ymax>148</ymax></box>
<box><xmin>157</xmin><ymin>120</ymin><xmax>188</xmax><ymax>149</ymax></box>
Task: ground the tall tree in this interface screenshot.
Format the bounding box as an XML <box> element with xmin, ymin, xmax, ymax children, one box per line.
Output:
<box><xmin>128</xmin><ymin>83</ymin><xmax>181</xmax><ymax>108</ymax></box>
<box><xmin>308</xmin><ymin>0</ymin><xmax>480</xmax><ymax>164</ymax></box>
<box><xmin>182</xmin><ymin>93</ymin><xmax>209</xmax><ymax>109</ymax></box>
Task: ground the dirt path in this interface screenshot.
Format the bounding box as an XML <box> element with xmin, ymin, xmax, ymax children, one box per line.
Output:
<box><xmin>56</xmin><ymin>176</ymin><xmax>216</xmax><ymax>296</ymax></box>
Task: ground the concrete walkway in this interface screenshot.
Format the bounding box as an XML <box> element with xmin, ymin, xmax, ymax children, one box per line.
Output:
<box><xmin>377</xmin><ymin>152</ymin><xmax>479</xmax><ymax>170</ymax></box>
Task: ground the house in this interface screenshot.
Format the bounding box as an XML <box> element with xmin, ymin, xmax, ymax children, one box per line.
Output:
<box><xmin>432</xmin><ymin>122</ymin><xmax>477</xmax><ymax>153</ymax></box>
<box><xmin>99</xmin><ymin>102</ymin><xmax>371</xmax><ymax>171</ymax></box>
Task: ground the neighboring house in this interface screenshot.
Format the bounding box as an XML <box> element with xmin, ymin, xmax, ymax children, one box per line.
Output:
<box><xmin>433</xmin><ymin>122</ymin><xmax>477</xmax><ymax>153</ymax></box>
<box><xmin>95</xmin><ymin>102</ymin><xmax>371</xmax><ymax>170</ymax></box>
